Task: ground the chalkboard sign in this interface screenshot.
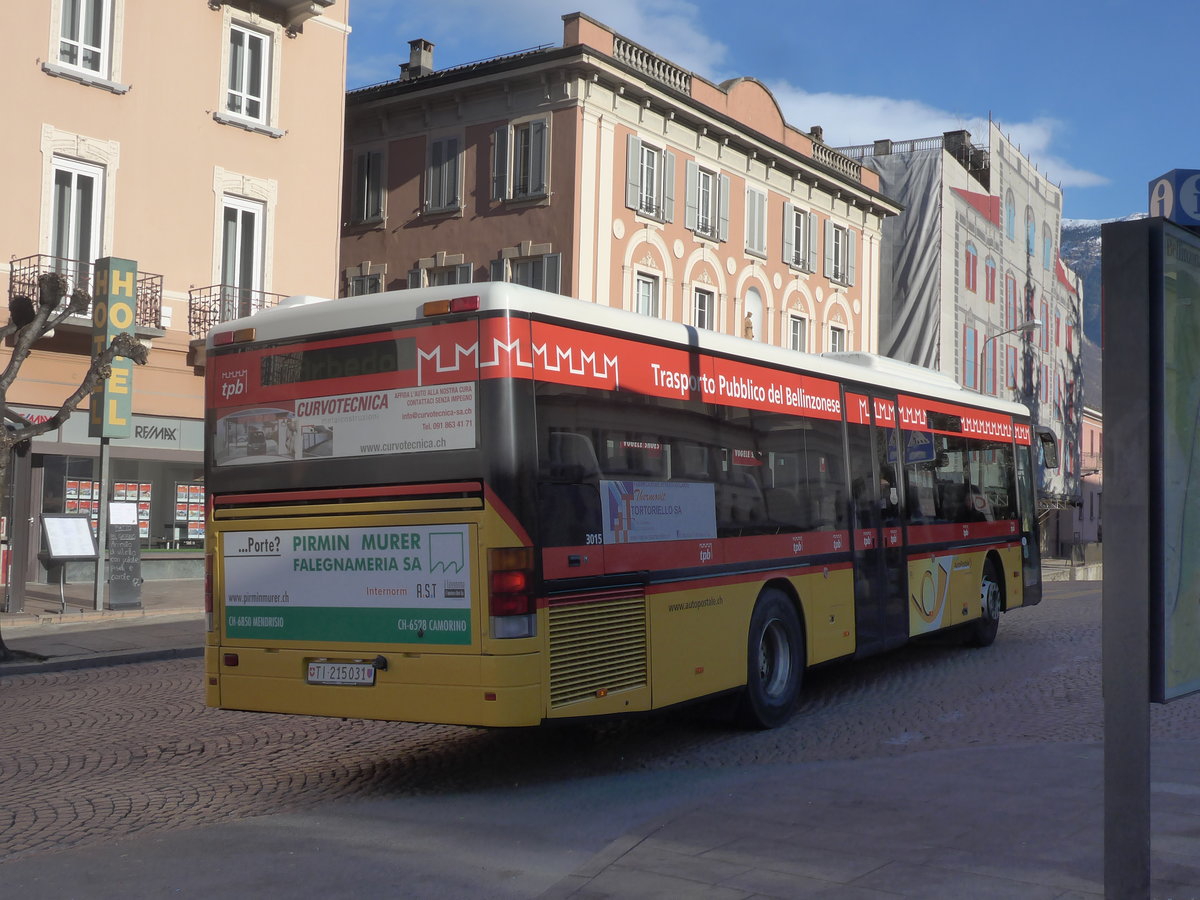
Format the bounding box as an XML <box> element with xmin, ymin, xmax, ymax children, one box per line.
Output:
<box><xmin>107</xmin><ymin>503</ymin><xmax>143</xmax><ymax>609</ymax></box>
<box><xmin>41</xmin><ymin>514</ymin><xmax>98</xmax><ymax>561</ymax></box>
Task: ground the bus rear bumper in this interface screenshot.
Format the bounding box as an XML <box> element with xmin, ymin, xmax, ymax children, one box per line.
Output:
<box><xmin>205</xmin><ymin>645</ymin><xmax>544</xmax><ymax>727</ymax></box>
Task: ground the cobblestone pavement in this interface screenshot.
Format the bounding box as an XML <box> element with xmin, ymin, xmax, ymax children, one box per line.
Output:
<box><xmin>1</xmin><ymin>581</ymin><xmax>1197</xmax><ymax>869</ymax></box>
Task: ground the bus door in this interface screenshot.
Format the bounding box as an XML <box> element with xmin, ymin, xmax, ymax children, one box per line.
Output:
<box><xmin>846</xmin><ymin>393</ymin><xmax>909</xmax><ymax>656</ymax></box>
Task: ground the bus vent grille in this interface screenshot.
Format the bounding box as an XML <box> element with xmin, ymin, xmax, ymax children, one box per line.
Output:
<box><xmin>548</xmin><ymin>595</ymin><xmax>647</xmax><ymax>708</ymax></box>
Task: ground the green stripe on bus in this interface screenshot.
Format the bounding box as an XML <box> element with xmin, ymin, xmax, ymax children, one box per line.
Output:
<box><xmin>225</xmin><ymin>606</ymin><xmax>472</xmax><ymax>644</ymax></box>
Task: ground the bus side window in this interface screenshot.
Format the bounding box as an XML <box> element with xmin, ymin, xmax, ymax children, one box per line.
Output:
<box><xmin>537</xmin><ymin>431</ymin><xmax>602</xmax><ymax>547</ymax></box>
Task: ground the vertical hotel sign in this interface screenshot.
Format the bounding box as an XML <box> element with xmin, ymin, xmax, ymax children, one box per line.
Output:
<box><xmin>89</xmin><ymin>257</ymin><xmax>137</xmax><ymax>438</ymax></box>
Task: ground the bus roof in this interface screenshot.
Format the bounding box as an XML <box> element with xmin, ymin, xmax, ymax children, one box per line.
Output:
<box><xmin>209</xmin><ymin>283</ymin><xmax>1029</xmax><ymax>419</ymax></box>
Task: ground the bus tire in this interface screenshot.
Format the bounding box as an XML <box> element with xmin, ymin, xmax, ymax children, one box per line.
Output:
<box><xmin>736</xmin><ymin>589</ymin><xmax>804</xmax><ymax>729</ymax></box>
<box><xmin>967</xmin><ymin>558</ymin><xmax>1003</xmax><ymax>648</ymax></box>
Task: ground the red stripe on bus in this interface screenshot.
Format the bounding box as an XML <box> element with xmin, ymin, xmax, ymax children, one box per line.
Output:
<box><xmin>906</xmin><ymin>519</ymin><xmax>1021</xmax><ymax>545</ymax></box>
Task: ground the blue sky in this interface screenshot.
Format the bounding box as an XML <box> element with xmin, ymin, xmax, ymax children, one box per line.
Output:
<box><xmin>347</xmin><ymin>0</ymin><xmax>1194</xmax><ymax>223</ymax></box>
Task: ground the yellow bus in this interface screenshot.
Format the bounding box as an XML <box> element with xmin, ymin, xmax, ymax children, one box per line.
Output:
<box><xmin>203</xmin><ymin>283</ymin><xmax>1056</xmax><ymax>728</ymax></box>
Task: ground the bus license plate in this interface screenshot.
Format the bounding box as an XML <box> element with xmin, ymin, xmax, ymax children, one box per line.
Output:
<box><xmin>306</xmin><ymin>662</ymin><xmax>376</xmax><ymax>686</ymax></box>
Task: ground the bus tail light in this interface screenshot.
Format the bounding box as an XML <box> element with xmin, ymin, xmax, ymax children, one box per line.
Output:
<box><xmin>423</xmin><ymin>295</ymin><xmax>481</xmax><ymax>317</ymax></box>
<box><xmin>488</xmin><ymin>547</ymin><xmax>536</xmax><ymax>639</ymax></box>
<box><xmin>204</xmin><ymin>552</ymin><xmax>214</xmax><ymax>632</ymax></box>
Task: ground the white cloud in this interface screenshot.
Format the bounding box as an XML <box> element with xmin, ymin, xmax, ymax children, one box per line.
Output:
<box><xmin>348</xmin><ymin>0</ymin><xmax>726</xmax><ymax>87</ymax></box>
<box><xmin>765</xmin><ymin>81</ymin><xmax>1107</xmax><ymax>190</ymax></box>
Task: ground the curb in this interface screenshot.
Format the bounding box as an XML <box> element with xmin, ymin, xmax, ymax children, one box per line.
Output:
<box><xmin>0</xmin><ymin>645</ymin><xmax>204</xmax><ymax>677</ymax></box>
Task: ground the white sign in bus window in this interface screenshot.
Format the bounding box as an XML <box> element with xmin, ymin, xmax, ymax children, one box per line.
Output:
<box><xmin>214</xmin><ymin>383</ymin><xmax>476</xmax><ymax>466</ymax></box>
<box><xmin>602</xmin><ymin>480</ymin><xmax>717</xmax><ymax>544</ymax></box>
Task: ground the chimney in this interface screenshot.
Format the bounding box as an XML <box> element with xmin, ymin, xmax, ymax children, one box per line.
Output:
<box><xmin>401</xmin><ymin>38</ymin><xmax>434</xmax><ymax>80</ymax></box>
<box><xmin>810</xmin><ymin>125</ymin><xmax>824</xmax><ymax>144</ymax></box>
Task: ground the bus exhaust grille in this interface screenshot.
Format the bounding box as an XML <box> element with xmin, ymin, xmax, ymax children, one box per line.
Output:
<box><xmin>548</xmin><ymin>594</ymin><xmax>647</xmax><ymax>708</ymax></box>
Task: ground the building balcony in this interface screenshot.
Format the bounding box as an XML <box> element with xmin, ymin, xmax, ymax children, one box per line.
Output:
<box><xmin>7</xmin><ymin>254</ymin><xmax>164</xmax><ymax>331</ymax></box>
<box><xmin>187</xmin><ymin>284</ymin><xmax>288</xmax><ymax>338</ymax></box>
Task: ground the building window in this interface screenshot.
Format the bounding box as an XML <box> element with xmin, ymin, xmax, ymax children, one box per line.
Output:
<box><xmin>693</xmin><ymin>287</ymin><xmax>715</xmax><ymax>330</ymax></box>
<box><xmin>1066</xmin><ymin>324</ymin><xmax>1074</xmax><ymax>355</ymax></box>
<box><xmin>829</xmin><ymin>325</ymin><xmax>846</xmax><ymax>354</ymax></box>
<box><xmin>349</xmin><ymin>273</ymin><xmax>383</xmax><ymax>295</ymax></box>
<box><xmin>788</xmin><ymin>315</ymin><xmax>807</xmax><ymax>352</ymax></box>
<box><xmin>985</xmin><ymin>258</ymin><xmax>997</xmax><ymax>303</ymax></box>
<box><xmin>635</xmin><ymin>273</ymin><xmax>660</xmax><ymax>318</ymax></box>
<box><xmin>783</xmin><ymin>204</ymin><xmax>816</xmax><ymax>271</ymax></box>
<box><xmin>1006</xmin><ymin>345</ymin><xmax>1018</xmax><ymax>389</ymax></box>
<box><xmin>1005</xmin><ymin>190</ymin><xmax>1016</xmax><ymax>241</ymax></box>
<box><xmin>1040</xmin><ymin>301</ymin><xmax>1050</xmax><ymax>351</ymax></box>
<box><xmin>625</xmin><ymin>136</ymin><xmax>674</xmax><ymax>221</ymax></box>
<box><xmin>1041</xmin><ymin>363</ymin><xmax>1051</xmax><ymax>404</ymax></box>
<box><xmin>962</xmin><ymin>325</ymin><xmax>977</xmax><ymax>390</ymax></box>
<box><xmin>824</xmin><ymin>222</ymin><xmax>856</xmax><ymax>285</ymax></box>
<box><xmin>350</xmin><ymin>149</ymin><xmax>384</xmax><ymax>223</ymax></box>
<box><xmin>492</xmin><ymin>118</ymin><xmax>549</xmax><ymax>201</ymax></box>
<box><xmin>1055</xmin><ymin>312</ymin><xmax>1062</xmax><ymax>346</ymax></box>
<box><xmin>964</xmin><ymin>242</ymin><xmax>978</xmax><ymax>293</ymax></box>
<box><xmin>410</xmin><ymin>264</ymin><xmax>472</xmax><ymax>288</ymax></box>
<box><xmin>1025</xmin><ymin>207</ymin><xmax>1036</xmax><ymax>257</ymax></box>
<box><xmin>58</xmin><ymin>0</ymin><xmax>112</xmax><ymax>75</ymax></box>
<box><xmin>426</xmin><ymin>137</ymin><xmax>460</xmax><ymax>213</ymax></box>
<box><xmin>226</xmin><ymin>23</ymin><xmax>270</xmax><ymax>123</ymax></box>
<box><xmin>685</xmin><ymin>161</ymin><xmax>729</xmax><ymax>241</ymax></box>
<box><xmin>982</xmin><ymin>337</ymin><xmax>996</xmax><ymax>394</ymax></box>
<box><xmin>1043</xmin><ymin>224</ymin><xmax>1054</xmax><ymax>270</ymax></box>
<box><xmin>745</xmin><ymin>187</ymin><xmax>767</xmax><ymax>256</ymax></box>
<box><xmin>51</xmin><ymin>157</ymin><xmax>104</xmax><ymax>289</ymax></box>
<box><xmin>490</xmin><ymin>253</ymin><xmax>561</xmax><ymax>293</ymax></box>
<box><xmin>220</xmin><ymin>195</ymin><xmax>265</xmax><ymax>319</ymax></box>
<box><xmin>1004</xmin><ymin>274</ymin><xmax>1017</xmax><ymax>328</ymax></box>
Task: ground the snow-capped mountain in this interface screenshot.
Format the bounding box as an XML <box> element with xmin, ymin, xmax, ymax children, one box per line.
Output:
<box><xmin>1059</xmin><ymin>213</ymin><xmax>1146</xmax><ymax>346</ymax></box>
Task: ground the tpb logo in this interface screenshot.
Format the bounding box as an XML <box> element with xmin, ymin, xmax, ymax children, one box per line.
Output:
<box><xmin>220</xmin><ymin>369</ymin><xmax>249</xmax><ymax>400</ymax></box>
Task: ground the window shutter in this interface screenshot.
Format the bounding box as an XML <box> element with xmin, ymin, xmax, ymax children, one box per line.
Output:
<box><xmin>490</xmin><ymin>259</ymin><xmax>505</xmax><ymax>282</ymax></box>
<box><xmin>782</xmin><ymin>203</ymin><xmax>795</xmax><ymax>265</ymax></box>
<box><xmin>407</xmin><ymin>269</ymin><xmax>422</xmax><ymax>289</ymax></box>
<box><xmin>846</xmin><ymin>230</ymin><xmax>857</xmax><ymax>285</ymax></box>
<box><xmin>491</xmin><ymin>125</ymin><xmax>508</xmax><ymax>200</ymax></box>
<box><xmin>426</xmin><ymin>140</ymin><xmax>443</xmax><ymax>209</ymax></box>
<box><xmin>807</xmin><ymin>212</ymin><xmax>818</xmax><ymax>271</ymax></box>
<box><xmin>446</xmin><ymin>137</ymin><xmax>460</xmax><ymax>207</ymax></box>
<box><xmin>530</xmin><ymin>119</ymin><xmax>548</xmax><ymax>195</ymax></box>
<box><xmin>662</xmin><ymin>151</ymin><xmax>676</xmax><ymax>223</ymax></box>
<box><xmin>626</xmin><ymin>135</ymin><xmax>641</xmax><ymax>210</ymax></box>
<box><xmin>823</xmin><ymin>220</ymin><xmax>835</xmax><ymax>277</ymax></box>
<box><xmin>717</xmin><ymin>174</ymin><xmax>730</xmax><ymax>242</ymax></box>
<box><xmin>455</xmin><ymin>263</ymin><xmax>473</xmax><ymax>284</ymax></box>
<box><xmin>543</xmin><ymin>253</ymin><xmax>561</xmax><ymax>294</ymax></box>
<box><xmin>684</xmin><ymin>160</ymin><xmax>698</xmax><ymax>231</ymax></box>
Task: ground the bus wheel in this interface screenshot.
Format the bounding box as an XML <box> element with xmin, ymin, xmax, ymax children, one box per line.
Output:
<box><xmin>967</xmin><ymin>559</ymin><xmax>1003</xmax><ymax>648</ymax></box>
<box><xmin>736</xmin><ymin>589</ymin><xmax>804</xmax><ymax>729</ymax></box>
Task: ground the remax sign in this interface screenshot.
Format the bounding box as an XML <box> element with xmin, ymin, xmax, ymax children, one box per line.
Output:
<box><xmin>1149</xmin><ymin>170</ymin><xmax>1200</xmax><ymax>226</ymax></box>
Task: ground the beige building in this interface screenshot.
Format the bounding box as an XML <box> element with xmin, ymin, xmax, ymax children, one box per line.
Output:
<box><xmin>341</xmin><ymin>13</ymin><xmax>899</xmax><ymax>354</ymax></box>
<box><xmin>1</xmin><ymin>0</ymin><xmax>348</xmax><ymax>598</ymax></box>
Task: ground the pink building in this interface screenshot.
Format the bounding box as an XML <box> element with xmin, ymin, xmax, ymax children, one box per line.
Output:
<box><xmin>341</xmin><ymin>14</ymin><xmax>900</xmax><ymax>353</ymax></box>
<box><xmin>1</xmin><ymin>0</ymin><xmax>348</xmax><ymax>595</ymax></box>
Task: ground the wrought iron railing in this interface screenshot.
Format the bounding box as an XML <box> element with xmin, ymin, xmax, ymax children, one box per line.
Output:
<box><xmin>187</xmin><ymin>283</ymin><xmax>288</xmax><ymax>337</ymax></box>
<box><xmin>7</xmin><ymin>254</ymin><xmax>163</xmax><ymax>329</ymax></box>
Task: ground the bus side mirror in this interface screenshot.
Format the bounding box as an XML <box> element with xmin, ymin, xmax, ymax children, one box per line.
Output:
<box><xmin>1036</xmin><ymin>428</ymin><xmax>1059</xmax><ymax>469</ymax></box>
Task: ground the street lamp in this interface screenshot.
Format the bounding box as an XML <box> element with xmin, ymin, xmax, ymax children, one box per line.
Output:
<box><xmin>978</xmin><ymin>318</ymin><xmax>1041</xmax><ymax>392</ymax></box>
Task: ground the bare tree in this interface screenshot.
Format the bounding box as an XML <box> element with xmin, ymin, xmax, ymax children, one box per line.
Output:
<box><xmin>0</xmin><ymin>272</ymin><xmax>149</xmax><ymax>661</ymax></box>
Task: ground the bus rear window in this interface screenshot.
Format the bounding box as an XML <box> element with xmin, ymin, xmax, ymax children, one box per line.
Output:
<box><xmin>260</xmin><ymin>336</ymin><xmax>416</xmax><ymax>386</ymax></box>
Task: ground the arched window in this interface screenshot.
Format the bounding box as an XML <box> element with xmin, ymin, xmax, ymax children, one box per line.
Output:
<box><xmin>1042</xmin><ymin>224</ymin><xmax>1054</xmax><ymax>270</ymax></box>
<box><xmin>985</xmin><ymin>258</ymin><xmax>997</xmax><ymax>303</ymax></box>
<box><xmin>1025</xmin><ymin>207</ymin><xmax>1036</xmax><ymax>256</ymax></box>
<box><xmin>964</xmin><ymin>242</ymin><xmax>978</xmax><ymax>293</ymax></box>
<box><xmin>1005</xmin><ymin>190</ymin><xmax>1016</xmax><ymax>241</ymax></box>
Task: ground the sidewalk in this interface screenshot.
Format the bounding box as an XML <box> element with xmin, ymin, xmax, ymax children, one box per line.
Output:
<box><xmin>0</xmin><ymin>578</ymin><xmax>204</xmax><ymax>675</ymax></box>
